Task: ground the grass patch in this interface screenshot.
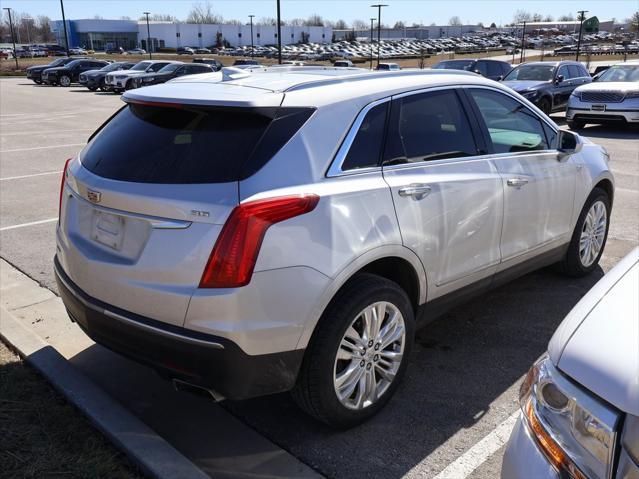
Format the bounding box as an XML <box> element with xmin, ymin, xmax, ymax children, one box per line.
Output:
<box><xmin>0</xmin><ymin>341</ymin><xmax>144</xmax><ymax>479</ymax></box>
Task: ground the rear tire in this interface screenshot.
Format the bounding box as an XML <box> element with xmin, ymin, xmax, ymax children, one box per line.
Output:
<box><xmin>556</xmin><ymin>187</ymin><xmax>610</xmax><ymax>277</ymax></box>
<box><xmin>125</xmin><ymin>80</ymin><xmax>135</xmax><ymax>91</ymax></box>
<box><xmin>292</xmin><ymin>273</ymin><xmax>415</xmax><ymax>429</ymax></box>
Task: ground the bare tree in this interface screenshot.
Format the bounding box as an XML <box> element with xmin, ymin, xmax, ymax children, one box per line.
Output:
<box><xmin>333</xmin><ymin>19</ymin><xmax>348</xmax><ymax>29</ymax></box>
<box><xmin>304</xmin><ymin>14</ymin><xmax>324</xmax><ymax>26</ymax></box>
<box><xmin>448</xmin><ymin>16</ymin><xmax>462</xmax><ymax>26</ymax></box>
<box><xmin>490</xmin><ymin>22</ymin><xmax>497</xmax><ymax>28</ymax></box>
<box><xmin>138</xmin><ymin>13</ymin><xmax>178</xmax><ymax>22</ymax></box>
<box><xmin>352</xmin><ymin>19</ymin><xmax>368</xmax><ymax>30</ymax></box>
<box><xmin>186</xmin><ymin>1</ymin><xmax>223</xmax><ymax>24</ymax></box>
<box><xmin>93</xmin><ymin>15</ymin><xmax>104</xmax><ymax>20</ymax></box>
<box><xmin>558</xmin><ymin>13</ymin><xmax>575</xmax><ymax>21</ymax></box>
<box><xmin>258</xmin><ymin>17</ymin><xmax>279</xmax><ymax>26</ymax></box>
<box><xmin>394</xmin><ymin>21</ymin><xmax>406</xmax><ymax>29</ymax></box>
<box><xmin>627</xmin><ymin>11</ymin><xmax>639</xmax><ymax>32</ymax></box>
<box><xmin>289</xmin><ymin>18</ymin><xmax>304</xmax><ymax>26</ymax></box>
<box><xmin>120</xmin><ymin>16</ymin><xmax>131</xmax><ymax>20</ymax></box>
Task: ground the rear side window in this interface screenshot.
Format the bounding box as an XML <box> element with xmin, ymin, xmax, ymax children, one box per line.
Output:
<box><xmin>342</xmin><ymin>102</ymin><xmax>388</xmax><ymax>171</ymax></box>
<box><xmin>82</xmin><ymin>104</ymin><xmax>313</xmax><ymax>184</ymax></box>
<box><xmin>384</xmin><ymin>89</ymin><xmax>477</xmax><ymax>163</ymax></box>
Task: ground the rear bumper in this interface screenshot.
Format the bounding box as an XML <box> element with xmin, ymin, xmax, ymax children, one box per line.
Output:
<box><xmin>54</xmin><ymin>256</ymin><xmax>305</xmax><ymax>400</ymax></box>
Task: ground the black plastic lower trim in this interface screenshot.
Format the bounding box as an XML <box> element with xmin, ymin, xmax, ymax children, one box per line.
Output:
<box><xmin>54</xmin><ymin>257</ymin><xmax>304</xmax><ymax>400</ymax></box>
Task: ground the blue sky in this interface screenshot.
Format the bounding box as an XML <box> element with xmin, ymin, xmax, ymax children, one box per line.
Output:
<box><xmin>3</xmin><ymin>0</ymin><xmax>637</xmax><ymax>26</ymax></box>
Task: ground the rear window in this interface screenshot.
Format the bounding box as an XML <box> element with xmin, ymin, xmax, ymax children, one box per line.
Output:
<box><xmin>433</xmin><ymin>60</ymin><xmax>474</xmax><ymax>70</ymax></box>
<box><xmin>82</xmin><ymin>104</ymin><xmax>313</xmax><ymax>184</ymax></box>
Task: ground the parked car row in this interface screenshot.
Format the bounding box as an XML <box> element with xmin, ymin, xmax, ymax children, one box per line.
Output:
<box><xmin>25</xmin><ymin>57</ymin><xmax>222</xmax><ymax>92</ymax></box>
<box><xmin>432</xmin><ymin>58</ymin><xmax>639</xmax><ymax>128</ymax></box>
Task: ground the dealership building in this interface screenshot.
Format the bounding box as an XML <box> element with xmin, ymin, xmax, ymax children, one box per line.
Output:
<box><xmin>50</xmin><ymin>19</ymin><xmax>333</xmax><ymax>50</ymax></box>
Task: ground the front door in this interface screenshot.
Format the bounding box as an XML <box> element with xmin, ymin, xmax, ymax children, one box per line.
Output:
<box><xmin>465</xmin><ymin>87</ymin><xmax>577</xmax><ymax>264</ymax></box>
<box><xmin>381</xmin><ymin>88</ymin><xmax>504</xmax><ymax>297</ymax></box>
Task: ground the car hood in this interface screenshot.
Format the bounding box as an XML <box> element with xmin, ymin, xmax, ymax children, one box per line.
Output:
<box><xmin>502</xmin><ymin>80</ymin><xmax>549</xmax><ymax>91</ymax></box>
<box><xmin>549</xmin><ymin>248</ymin><xmax>639</xmax><ymax>415</ymax></box>
<box><xmin>27</xmin><ymin>64</ymin><xmax>56</xmax><ymax>72</ymax></box>
<box><xmin>575</xmin><ymin>81</ymin><xmax>639</xmax><ymax>93</ymax></box>
<box><xmin>82</xmin><ymin>70</ymin><xmax>103</xmax><ymax>77</ymax></box>
<box><xmin>108</xmin><ymin>70</ymin><xmax>147</xmax><ymax>77</ymax></box>
<box><xmin>43</xmin><ymin>66</ymin><xmax>67</xmax><ymax>73</ymax></box>
<box><xmin>137</xmin><ymin>72</ymin><xmax>171</xmax><ymax>79</ymax></box>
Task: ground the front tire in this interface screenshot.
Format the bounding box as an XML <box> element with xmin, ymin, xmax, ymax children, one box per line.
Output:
<box><xmin>125</xmin><ymin>80</ymin><xmax>135</xmax><ymax>91</ymax></box>
<box><xmin>537</xmin><ymin>97</ymin><xmax>551</xmax><ymax>116</ymax></box>
<box><xmin>59</xmin><ymin>75</ymin><xmax>71</xmax><ymax>87</ymax></box>
<box><xmin>567</xmin><ymin>119</ymin><xmax>585</xmax><ymax>130</ymax></box>
<box><xmin>292</xmin><ymin>274</ymin><xmax>415</xmax><ymax>428</ymax></box>
<box><xmin>557</xmin><ymin>187</ymin><xmax>610</xmax><ymax>277</ymax></box>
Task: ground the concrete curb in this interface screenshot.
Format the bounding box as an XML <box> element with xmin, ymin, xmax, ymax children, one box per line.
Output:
<box><xmin>1</xmin><ymin>306</ymin><xmax>209</xmax><ymax>479</ymax></box>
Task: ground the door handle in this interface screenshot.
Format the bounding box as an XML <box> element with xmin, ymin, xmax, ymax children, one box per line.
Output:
<box><xmin>506</xmin><ymin>178</ymin><xmax>529</xmax><ymax>188</ymax></box>
<box><xmin>398</xmin><ymin>184</ymin><xmax>431</xmax><ymax>200</ymax></box>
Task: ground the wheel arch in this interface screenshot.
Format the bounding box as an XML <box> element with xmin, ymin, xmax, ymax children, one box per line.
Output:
<box><xmin>594</xmin><ymin>177</ymin><xmax>614</xmax><ymax>207</ymax></box>
<box><xmin>296</xmin><ymin>246</ymin><xmax>428</xmax><ymax>351</ymax></box>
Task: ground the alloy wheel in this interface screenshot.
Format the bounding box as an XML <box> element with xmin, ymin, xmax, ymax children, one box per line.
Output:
<box><xmin>60</xmin><ymin>76</ymin><xmax>71</xmax><ymax>87</ymax></box>
<box><xmin>579</xmin><ymin>200</ymin><xmax>607</xmax><ymax>267</ymax></box>
<box><xmin>333</xmin><ymin>301</ymin><xmax>405</xmax><ymax>410</ymax></box>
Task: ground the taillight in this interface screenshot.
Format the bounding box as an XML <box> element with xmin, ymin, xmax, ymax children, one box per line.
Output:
<box><xmin>199</xmin><ymin>194</ymin><xmax>320</xmax><ymax>288</ymax></box>
<box><xmin>58</xmin><ymin>158</ymin><xmax>71</xmax><ymax>224</ymax></box>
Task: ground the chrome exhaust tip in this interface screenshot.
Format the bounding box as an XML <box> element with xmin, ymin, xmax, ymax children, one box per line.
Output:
<box><xmin>171</xmin><ymin>378</ymin><xmax>225</xmax><ymax>402</ymax></box>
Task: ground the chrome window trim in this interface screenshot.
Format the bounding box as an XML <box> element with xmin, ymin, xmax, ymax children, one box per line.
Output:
<box><xmin>326</xmin><ymin>83</ymin><xmax>561</xmax><ymax>178</ymax></box>
<box><xmin>326</xmin><ymin>97</ymin><xmax>390</xmax><ymax>178</ymax></box>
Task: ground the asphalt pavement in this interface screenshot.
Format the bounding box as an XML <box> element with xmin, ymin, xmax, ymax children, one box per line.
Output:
<box><xmin>1</xmin><ymin>76</ymin><xmax>637</xmax><ymax>479</ymax></box>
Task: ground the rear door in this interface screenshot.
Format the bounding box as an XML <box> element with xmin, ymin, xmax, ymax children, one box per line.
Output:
<box><xmin>465</xmin><ymin>87</ymin><xmax>577</xmax><ymax>266</ymax></box>
<box><xmin>58</xmin><ymin>102</ymin><xmax>280</xmax><ymax>326</ymax></box>
<box><xmin>381</xmin><ymin>88</ymin><xmax>504</xmax><ymax>298</ymax></box>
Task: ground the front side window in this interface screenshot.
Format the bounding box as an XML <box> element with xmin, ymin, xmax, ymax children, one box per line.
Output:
<box><xmin>556</xmin><ymin>65</ymin><xmax>570</xmax><ymax>80</ymax></box>
<box><xmin>469</xmin><ymin>89</ymin><xmax>550</xmax><ymax>154</ymax></box>
<box><xmin>385</xmin><ymin>89</ymin><xmax>477</xmax><ymax>163</ymax></box>
<box><xmin>342</xmin><ymin>102</ymin><xmax>388</xmax><ymax>171</ymax></box>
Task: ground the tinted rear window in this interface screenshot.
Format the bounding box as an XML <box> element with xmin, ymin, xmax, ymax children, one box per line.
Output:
<box><xmin>82</xmin><ymin>104</ymin><xmax>313</xmax><ymax>184</ymax></box>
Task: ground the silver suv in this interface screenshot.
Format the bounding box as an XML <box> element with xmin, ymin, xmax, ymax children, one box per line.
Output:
<box><xmin>56</xmin><ymin>67</ymin><xmax>614</xmax><ymax>428</ymax></box>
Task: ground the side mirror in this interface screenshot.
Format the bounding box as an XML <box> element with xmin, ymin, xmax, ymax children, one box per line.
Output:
<box><xmin>558</xmin><ymin>130</ymin><xmax>582</xmax><ymax>157</ymax></box>
<box><xmin>498</xmin><ymin>75</ymin><xmax>504</xmax><ymax>81</ymax></box>
<box><xmin>554</xmin><ymin>75</ymin><xmax>564</xmax><ymax>85</ymax></box>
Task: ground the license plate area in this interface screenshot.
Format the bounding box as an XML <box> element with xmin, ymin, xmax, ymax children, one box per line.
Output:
<box><xmin>591</xmin><ymin>104</ymin><xmax>606</xmax><ymax>112</ymax></box>
<box><xmin>91</xmin><ymin>210</ymin><xmax>125</xmax><ymax>250</ymax></box>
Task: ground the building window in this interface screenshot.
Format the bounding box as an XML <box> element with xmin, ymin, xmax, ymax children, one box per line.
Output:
<box><xmin>257</xmin><ymin>33</ymin><xmax>260</xmax><ymax>38</ymax></box>
<box><xmin>274</xmin><ymin>33</ymin><xmax>278</xmax><ymax>38</ymax></box>
<box><xmin>198</xmin><ymin>32</ymin><xmax>202</xmax><ymax>38</ymax></box>
<box><xmin>322</xmin><ymin>34</ymin><xmax>325</xmax><ymax>38</ymax></box>
<box><xmin>238</xmin><ymin>32</ymin><xmax>242</xmax><ymax>38</ymax></box>
<box><xmin>176</xmin><ymin>32</ymin><xmax>180</xmax><ymax>37</ymax></box>
<box><xmin>291</xmin><ymin>33</ymin><xmax>294</xmax><ymax>38</ymax></box>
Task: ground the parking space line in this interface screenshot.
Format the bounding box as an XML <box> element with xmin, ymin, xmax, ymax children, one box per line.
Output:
<box><xmin>0</xmin><ymin>171</ymin><xmax>61</xmax><ymax>181</ymax></box>
<box><xmin>0</xmin><ymin>218</ymin><xmax>58</xmax><ymax>232</ymax></box>
<box><xmin>1</xmin><ymin>143</ymin><xmax>84</xmax><ymax>153</ymax></box>
<box><xmin>431</xmin><ymin>411</ymin><xmax>519</xmax><ymax>479</ymax></box>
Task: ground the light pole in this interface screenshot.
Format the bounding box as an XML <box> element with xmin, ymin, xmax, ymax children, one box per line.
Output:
<box><xmin>276</xmin><ymin>0</ymin><xmax>282</xmax><ymax>64</ymax></box>
<box><xmin>23</xmin><ymin>16</ymin><xmax>33</xmax><ymax>45</ymax></box>
<box><xmin>59</xmin><ymin>0</ymin><xmax>70</xmax><ymax>57</ymax></box>
<box><xmin>370</xmin><ymin>18</ymin><xmax>375</xmax><ymax>69</ymax></box>
<box><xmin>249</xmin><ymin>14</ymin><xmax>255</xmax><ymax>58</ymax></box>
<box><xmin>519</xmin><ymin>21</ymin><xmax>526</xmax><ymax>63</ymax></box>
<box><xmin>143</xmin><ymin>12</ymin><xmax>152</xmax><ymax>59</ymax></box>
<box><xmin>3</xmin><ymin>8</ymin><xmax>18</xmax><ymax>69</ymax></box>
<box><xmin>371</xmin><ymin>4</ymin><xmax>387</xmax><ymax>68</ymax></box>
<box><xmin>575</xmin><ymin>10</ymin><xmax>588</xmax><ymax>61</ymax></box>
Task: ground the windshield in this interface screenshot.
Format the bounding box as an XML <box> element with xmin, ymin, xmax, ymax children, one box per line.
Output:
<box><xmin>101</xmin><ymin>62</ymin><xmax>124</xmax><ymax>72</ymax></box>
<box><xmin>433</xmin><ymin>60</ymin><xmax>474</xmax><ymax>70</ymax></box>
<box><xmin>504</xmin><ymin>64</ymin><xmax>555</xmax><ymax>81</ymax></box>
<box><xmin>62</xmin><ymin>60</ymin><xmax>82</xmax><ymax>69</ymax></box>
<box><xmin>131</xmin><ymin>61</ymin><xmax>151</xmax><ymax>71</ymax></box>
<box><xmin>157</xmin><ymin>63</ymin><xmax>181</xmax><ymax>73</ymax></box>
<box><xmin>49</xmin><ymin>58</ymin><xmax>68</xmax><ymax>67</ymax></box>
<box><xmin>597</xmin><ymin>65</ymin><xmax>639</xmax><ymax>82</ymax></box>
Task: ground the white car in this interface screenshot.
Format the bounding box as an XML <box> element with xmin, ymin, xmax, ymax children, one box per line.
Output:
<box><xmin>502</xmin><ymin>247</ymin><xmax>639</xmax><ymax>478</ymax></box>
<box><xmin>103</xmin><ymin>60</ymin><xmax>177</xmax><ymax>92</ymax></box>
<box><xmin>56</xmin><ymin>67</ymin><xmax>614</xmax><ymax>428</ymax></box>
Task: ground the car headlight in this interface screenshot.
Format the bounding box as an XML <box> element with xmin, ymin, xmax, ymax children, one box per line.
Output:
<box><xmin>142</xmin><ymin>77</ymin><xmax>154</xmax><ymax>83</ymax></box>
<box><xmin>571</xmin><ymin>90</ymin><xmax>581</xmax><ymax>99</ymax></box>
<box><xmin>520</xmin><ymin>90</ymin><xmax>538</xmax><ymax>99</ymax></box>
<box><xmin>520</xmin><ymin>356</ymin><xmax>621</xmax><ymax>479</ymax></box>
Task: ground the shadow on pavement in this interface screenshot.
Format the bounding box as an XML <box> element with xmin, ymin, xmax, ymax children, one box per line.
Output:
<box><xmin>64</xmin><ymin>263</ymin><xmax>605</xmax><ymax>477</ymax></box>
<box><xmin>222</xmin><ymin>266</ymin><xmax>604</xmax><ymax>478</ymax></box>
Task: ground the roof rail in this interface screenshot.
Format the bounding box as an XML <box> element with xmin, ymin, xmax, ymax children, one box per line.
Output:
<box><xmin>283</xmin><ymin>69</ymin><xmax>479</xmax><ymax>93</ymax></box>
